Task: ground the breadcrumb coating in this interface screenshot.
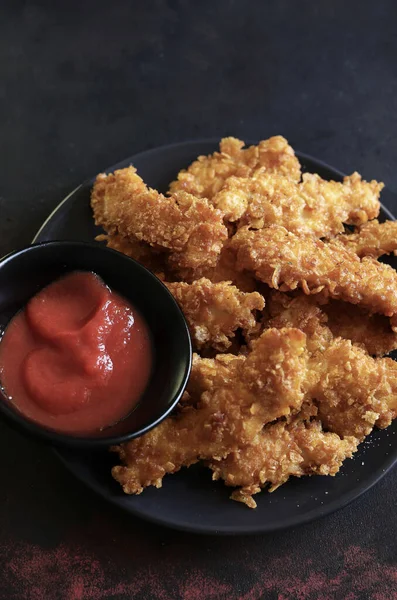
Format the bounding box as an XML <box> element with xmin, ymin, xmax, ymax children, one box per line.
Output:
<box><xmin>232</xmin><ymin>226</ymin><xmax>397</xmax><ymax>317</ymax></box>
<box><xmin>166</xmin><ymin>278</ymin><xmax>264</xmax><ymax>351</ymax></box>
<box><xmin>112</xmin><ymin>328</ymin><xmax>308</xmax><ymax>495</ymax></box>
<box><xmin>209</xmin><ymin>415</ymin><xmax>358</xmax><ymax>508</ymax></box>
<box><xmin>323</xmin><ymin>300</ymin><xmax>397</xmax><ymax>356</ymax></box>
<box><xmin>165</xmin><ymin>239</ymin><xmax>258</xmax><ymax>292</ymax></box>
<box><xmin>212</xmin><ymin>171</ymin><xmax>381</xmax><ymax>236</ymax></box>
<box><xmin>91</xmin><ymin>166</ymin><xmax>228</xmax><ymax>271</ymax></box>
<box><xmin>265</xmin><ymin>292</ymin><xmax>397</xmax><ymax>439</ymax></box>
<box><xmin>93</xmin><ymin>138</ymin><xmax>396</xmax><ymax>508</ymax></box>
<box><xmin>267</xmin><ymin>291</ymin><xmax>397</xmax><ymax>357</ymax></box>
<box><xmin>312</xmin><ymin>338</ymin><xmax>397</xmax><ymax>439</ymax></box>
<box><xmin>337</xmin><ymin>219</ymin><xmax>397</xmax><ymax>258</ymax></box>
<box><xmin>169</xmin><ymin>136</ymin><xmax>301</xmax><ymax>199</ymax></box>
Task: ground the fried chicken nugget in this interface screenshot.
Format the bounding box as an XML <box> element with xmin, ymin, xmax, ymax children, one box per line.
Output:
<box><xmin>337</xmin><ymin>219</ymin><xmax>397</xmax><ymax>258</ymax></box>
<box><xmin>169</xmin><ymin>136</ymin><xmax>301</xmax><ymax>199</ymax></box>
<box><xmin>213</xmin><ymin>172</ymin><xmax>382</xmax><ymax>235</ymax></box>
<box><xmin>91</xmin><ymin>167</ymin><xmax>228</xmax><ymax>271</ymax></box>
<box><xmin>200</xmin><ymin>241</ymin><xmax>258</xmax><ymax>292</ymax></box>
<box><xmin>266</xmin><ymin>292</ymin><xmax>333</xmax><ymax>355</ymax></box>
<box><xmin>232</xmin><ymin>226</ymin><xmax>397</xmax><ymax>318</ymax></box>
<box><xmin>323</xmin><ymin>300</ymin><xmax>397</xmax><ymax>357</ymax></box>
<box><xmin>187</xmin><ymin>353</ymin><xmax>246</xmax><ymax>397</ymax></box>
<box><xmin>313</xmin><ymin>338</ymin><xmax>397</xmax><ymax>439</ymax></box>
<box><xmin>166</xmin><ymin>238</ymin><xmax>258</xmax><ymax>292</ymax></box>
<box><xmin>265</xmin><ymin>292</ymin><xmax>397</xmax><ymax>438</ymax></box>
<box><xmin>214</xmin><ymin>292</ymin><xmax>397</xmax><ymax>504</ymax></box>
<box><xmin>210</xmin><ymin>414</ymin><xmax>359</xmax><ymax>508</ymax></box>
<box><xmin>112</xmin><ymin>328</ymin><xmax>308</xmax><ymax>495</ymax></box>
<box><xmin>267</xmin><ymin>292</ymin><xmax>397</xmax><ymax>357</ymax></box>
<box><xmin>97</xmin><ymin>231</ymin><xmax>258</xmax><ymax>294</ymax></box>
<box><xmin>166</xmin><ymin>278</ymin><xmax>264</xmax><ymax>352</ymax></box>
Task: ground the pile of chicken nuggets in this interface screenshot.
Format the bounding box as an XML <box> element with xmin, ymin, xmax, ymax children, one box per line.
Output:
<box><xmin>91</xmin><ymin>136</ymin><xmax>397</xmax><ymax>508</ymax></box>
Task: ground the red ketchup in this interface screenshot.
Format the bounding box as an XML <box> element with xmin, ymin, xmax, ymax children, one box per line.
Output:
<box><xmin>0</xmin><ymin>272</ymin><xmax>152</xmax><ymax>435</ymax></box>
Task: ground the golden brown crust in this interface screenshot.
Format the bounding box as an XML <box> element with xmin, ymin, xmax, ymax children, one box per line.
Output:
<box><xmin>112</xmin><ymin>328</ymin><xmax>308</xmax><ymax>495</ymax></box>
<box><xmin>165</xmin><ymin>238</ymin><xmax>258</xmax><ymax>291</ymax></box>
<box><xmin>166</xmin><ymin>278</ymin><xmax>264</xmax><ymax>351</ymax></box>
<box><xmin>323</xmin><ymin>300</ymin><xmax>397</xmax><ymax>356</ymax></box>
<box><xmin>312</xmin><ymin>338</ymin><xmax>397</xmax><ymax>439</ymax></box>
<box><xmin>212</xmin><ymin>172</ymin><xmax>381</xmax><ymax>236</ymax></box>
<box><xmin>92</xmin><ymin>138</ymin><xmax>396</xmax><ymax>508</ymax></box>
<box><xmin>113</xmin><ymin>300</ymin><xmax>397</xmax><ymax>503</ymax></box>
<box><xmin>265</xmin><ymin>292</ymin><xmax>333</xmax><ymax>356</ymax></box>
<box><xmin>266</xmin><ymin>292</ymin><xmax>397</xmax><ymax>357</ymax></box>
<box><xmin>91</xmin><ymin>167</ymin><xmax>228</xmax><ymax>271</ymax></box>
<box><xmin>232</xmin><ymin>226</ymin><xmax>397</xmax><ymax>317</ymax></box>
<box><xmin>169</xmin><ymin>136</ymin><xmax>301</xmax><ymax>199</ymax></box>
<box><xmin>209</xmin><ymin>416</ymin><xmax>358</xmax><ymax>508</ymax></box>
<box><xmin>337</xmin><ymin>219</ymin><xmax>397</xmax><ymax>258</ymax></box>
<box><xmin>265</xmin><ymin>292</ymin><xmax>397</xmax><ymax>439</ymax></box>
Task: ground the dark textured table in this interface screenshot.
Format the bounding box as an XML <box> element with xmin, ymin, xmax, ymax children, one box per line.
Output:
<box><xmin>1</xmin><ymin>2</ymin><xmax>397</xmax><ymax>598</ymax></box>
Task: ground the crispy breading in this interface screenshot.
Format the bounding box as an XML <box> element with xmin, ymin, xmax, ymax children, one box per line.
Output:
<box><xmin>101</xmin><ymin>139</ymin><xmax>397</xmax><ymax>509</ymax></box>
<box><xmin>337</xmin><ymin>219</ymin><xmax>397</xmax><ymax>258</ymax></box>
<box><xmin>167</xmin><ymin>239</ymin><xmax>258</xmax><ymax>292</ymax></box>
<box><xmin>96</xmin><ymin>233</ymin><xmax>168</xmax><ymax>277</ymax></box>
<box><xmin>166</xmin><ymin>278</ymin><xmax>264</xmax><ymax>351</ymax></box>
<box><xmin>187</xmin><ymin>353</ymin><xmax>246</xmax><ymax>397</ymax></box>
<box><xmin>97</xmin><ymin>241</ymin><xmax>265</xmax><ymax>352</ymax></box>
<box><xmin>300</xmin><ymin>172</ymin><xmax>382</xmax><ymax>225</ymax></box>
<box><xmin>212</xmin><ymin>172</ymin><xmax>381</xmax><ymax>235</ymax></box>
<box><xmin>323</xmin><ymin>300</ymin><xmax>397</xmax><ymax>356</ymax></box>
<box><xmin>99</xmin><ymin>231</ymin><xmax>258</xmax><ymax>294</ymax></box>
<box><xmin>169</xmin><ymin>136</ymin><xmax>301</xmax><ymax>199</ymax></box>
<box><xmin>212</xmin><ymin>322</ymin><xmax>397</xmax><ymax>506</ymax></box>
<box><xmin>111</xmin><ymin>328</ymin><xmax>308</xmax><ymax>495</ymax></box>
<box><xmin>232</xmin><ymin>226</ymin><xmax>397</xmax><ymax>317</ymax></box>
<box><xmin>209</xmin><ymin>415</ymin><xmax>358</xmax><ymax>508</ymax></box>
<box><xmin>201</xmin><ymin>241</ymin><xmax>258</xmax><ymax>292</ymax></box>
<box><xmin>267</xmin><ymin>292</ymin><xmax>397</xmax><ymax>357</ymax></box>
<box><xmin>265</xmin><ymin>292</ymin><xmax>333</xmax><ymax>356</ymax></box>
<box><xmin>265</xmin><ymin>292</ymin><xmax>397</xmax><ymax>438</ymax></box>
<box><xmin>91</xmin><ymin>167</ymin><xmax>228</xmax><ymax>271</ymax></box>
<box><xmin>312</xmin><ymin>338</ymin><xmax>397</xmax><ymax>439</ymax></box>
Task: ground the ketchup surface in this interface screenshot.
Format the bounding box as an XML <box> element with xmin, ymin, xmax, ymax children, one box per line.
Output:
<box><xmin>0</xmin><ymin>272</ymin><xmax>152</xmax><ymax>435</ymax></box>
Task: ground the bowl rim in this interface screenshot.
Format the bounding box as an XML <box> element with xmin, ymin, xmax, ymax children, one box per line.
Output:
<box><xmin>0</xmin><ymin>240</ymin><xmax>192</xmax><ymax>449</ymax></box>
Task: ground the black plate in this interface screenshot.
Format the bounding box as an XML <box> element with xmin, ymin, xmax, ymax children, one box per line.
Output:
<box><xmin>34</xmin><ymin>140</ymin><xmax>397</xmax><ymax>534</ymax></box>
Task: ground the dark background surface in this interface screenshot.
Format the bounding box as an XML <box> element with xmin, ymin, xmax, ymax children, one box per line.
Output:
<box><xmin>0</xmin><ymin>1</ymin><xmax>396</xmax><ymax>598</ymax></box>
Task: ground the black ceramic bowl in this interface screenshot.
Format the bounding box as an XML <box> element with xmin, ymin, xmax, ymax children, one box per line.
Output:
<box><xmin>0</xmin><ymin>241</ymin><xmax>192</xmax><ymax>448</ymax></box>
